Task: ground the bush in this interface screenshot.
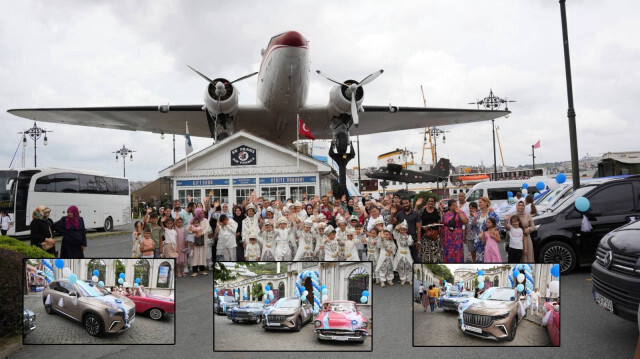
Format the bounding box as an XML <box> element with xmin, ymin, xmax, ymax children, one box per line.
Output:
<box><xmin>0</xmin><ymin>236</ymin><xmax>53</xmax><ymax>340</ymax></box>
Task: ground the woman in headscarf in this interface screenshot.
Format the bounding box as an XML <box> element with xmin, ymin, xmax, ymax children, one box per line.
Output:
<box><xmin>52</xmin><ymin>206</ymin><xmax>87</xmax><ymax>258</ymax></box>
<box><xmin>233</xmin><ymin>205</ymin><xmax>247</xmax><ymax>261</ymax></box>
<box><xmin>507</xmin><ymin>200</ymin><xmax>535</xmax><ymax>263</ymax></box>
<box><xmin>30</xmin><ymin>206</ymin><xmax>56</xmax><ymax>255</ymax></box>
<box><xmin>188</xmin><ymin>207</ymin><xmax>211</xmax><ymax>276</ymax></box>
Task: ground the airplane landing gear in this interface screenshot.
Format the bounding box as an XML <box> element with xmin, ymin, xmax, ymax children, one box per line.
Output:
<box><xmin>329</xmin><ymin>129</ymin><xmax>355</xmax><ymax>200</ymax></box>
<box><xmin>206</xmin><ymin>111</ymin><xmax>234</xmax><ymax>143</ymax></box>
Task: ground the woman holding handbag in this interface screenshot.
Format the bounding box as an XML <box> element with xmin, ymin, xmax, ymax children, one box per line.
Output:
<box><xmin>30</xmin><ymin>206</ymin><xmax>56</xmax><ymax>256</ymax></box>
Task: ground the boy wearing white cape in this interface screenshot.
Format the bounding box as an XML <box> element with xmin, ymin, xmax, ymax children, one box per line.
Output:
<box><xmin>393</xmin><ymin>220</ymin><xmax>414</xmax><ymax>285</ymax></box>
<box><xmin>293</xmin><ymin>219</ymin><xmax>316</xmax><ymax>260</ymax></box>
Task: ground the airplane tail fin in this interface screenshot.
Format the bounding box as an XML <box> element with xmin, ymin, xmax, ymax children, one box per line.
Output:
<box><xmin>432</xmin><ymin>158</ymin><xmax>451</xmax><ymax>178</ymax></box>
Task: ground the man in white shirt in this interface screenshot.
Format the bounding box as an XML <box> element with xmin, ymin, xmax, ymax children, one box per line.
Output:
<box><xmin>216</xmin><ymin>214</ymin><xmax>238</xmax><ymax>261</ymax></box>
<box><xmin>529</xmin><ymin>287</ymin><xmax>540</xmax><ymax>315</ymax></box>
<box><xmin>0</xmin><ymin>211</ymin><xmax>11</xmax><ymax>235</ymax></box>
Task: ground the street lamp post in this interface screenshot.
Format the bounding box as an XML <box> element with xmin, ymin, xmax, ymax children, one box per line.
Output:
<box><xmin>469</xmin><ymin>90</ymin><xmax>515</xmax><ymax>180</ymax></box>
<box><xmin>19</xmin><ymin>121</ymin><xmax>51</xmax><ymax>167</ymax></box>
<box><xmin>429</xmin><ymin>127</ymin><xmax>447</xmax><ymax>196</ymax></box>
<box><xmin>113</xmin><ymin>145</ymin><xmax>136</xmax><ymax>177</ymax></box>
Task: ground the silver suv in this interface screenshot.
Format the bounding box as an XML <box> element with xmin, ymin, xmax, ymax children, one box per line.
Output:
<box><xmin>43</xmin><ymin>279</ymin><xmax>135</xmax><ymax>336</ymax></box>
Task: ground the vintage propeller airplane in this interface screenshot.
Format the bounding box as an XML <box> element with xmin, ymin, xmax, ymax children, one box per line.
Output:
<box><xmin>8</xmin><ymin>31</ymin><xmax>509</xmax><ymax>197</ymax></box>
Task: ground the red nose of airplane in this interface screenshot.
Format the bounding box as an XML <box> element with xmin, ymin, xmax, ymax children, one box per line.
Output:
<box><xmin>276</xmin><ymin>31</ymin><xmax>307</xmax><ymax>47</ymax></box>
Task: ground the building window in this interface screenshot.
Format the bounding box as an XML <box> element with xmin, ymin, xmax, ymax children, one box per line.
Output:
<box><xmin>113</xmin><ymin>259</ymin><xmax>125</xmax><ymax>284</ymax></box>
<box><xmin>157</xmin><ymin>261</ymin><xmax>172</xmax><ymax>288</ymax></box>
<box><xmin>178</xmin><ymin>189</ymin><xmax>202</xmax><ymax>207</ymax></box>
<box><xmin>204</xmin><ymin>188</ymin><xmax>229</xmax><ymax>206</ymax></box>
<box><xmin>347</xmin><ymin>267</ymin><xmax>370</xmax><ymax>303</ymax></box>
<box><xmin>261</xmin><ymin>187</ymin><xmax>286</xmax><ymax>202</ymax></box>
<box><xmin>278</xmin><ymin>281</ymin><xmax>285</xmax><ymax>299</ymax></box>
<box><xmin>134</xmin><ymin>259</ymin><xmax>150</xmax><ymax>287</ymax></box>
<box><xmin>290</xmin><ymin>186</ymin><xmax>315</xmax><ymax>201</ymax></box>
<box><xmin>235</xmin><ymin>188</ymin><xmax>253</xmax><ymax>205</ymax></box>
<box><xmin>493</xmin><ymin>276</ymin><xmax>499</xmax><ymax>287</ymax></box>
<box><xmin>87</xmin><ymin>259</ymin><xmax>106</xmax><ymax>283</ymax></box>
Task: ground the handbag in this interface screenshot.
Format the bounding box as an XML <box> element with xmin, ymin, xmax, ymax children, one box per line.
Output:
<box><xmin>194</xmin><ymin>235</ymin><xmax>205</xmax><ymax>246</ymax></box>
<box><xmin>424</xmin><ymin>227</ymin><xmax>439</xmax><ymax>241</ymax></box>
<box><xmin>41</xmin><ymin>225</ymin><xmax>55</xmax><ymax>251</ymax></box>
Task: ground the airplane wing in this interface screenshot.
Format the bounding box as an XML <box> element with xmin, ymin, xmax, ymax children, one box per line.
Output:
<box><xmin>7</xmin><ymin>104</ymin><xmax>273</xmax><ymax>138</ymax></box>
<box><xmin>300</xmin><ymin>105</ymin><xmax>510</xmax><ymax>139</ymax></box>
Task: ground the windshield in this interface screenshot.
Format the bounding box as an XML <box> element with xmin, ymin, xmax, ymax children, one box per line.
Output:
<box><xmin>75</xmin><ymin>280</ymin><xmax>106</xmax><ymax>297</ymax></box>
<box><xmin>537</xmin><ymin>185</ymin><xmax>568</xmax><ymax>208</ymax></box>
<box><xmin>548</xmin><ymin>186</ymin><xmax>593</xmax><ymax>212</ymax></box>
<box><xmin>482</xmin><ymin>288</ymin><xmax>516</xmax><ymax>301</ymax></box>
<box><xmin>275</xmin><ymin>298</ymin><xmax>300</xmax><ymax>309</ymax></box>
<box><xmin>0</xmin><ymin>170</ymin><xmax>17</xmax><ymax>210</ymax></box>
<box><xmin>247</xmin><ymin>303</ymin><xmax>263</xmax><ymax>308</ymax></box>
<box><xmin>323</xmin><ymin>302</ymin><xmax>356</xmax><ymax>313</ymax></box>
<box><xmin>221</xmin><ymin>296</ymin><xmax>236</xmax><ymax>303</ymax></box>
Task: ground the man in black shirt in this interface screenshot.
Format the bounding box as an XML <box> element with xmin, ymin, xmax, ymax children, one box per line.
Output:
<box><xmin>390</xmin><ymin>198</ymin><xmax>422</xmax><ymax>262</ymax></box>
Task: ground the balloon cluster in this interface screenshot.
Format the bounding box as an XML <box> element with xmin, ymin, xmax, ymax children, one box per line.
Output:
<box><xmin>295</xmin><ymin>270</ymin><xmax>321</xmax><ymax>314</ymax></box>
<box><xmin>477</xmin><ymin>270</ymin><xmax>485</xmax><ymax>290</ymax></box>
<box><xmin>360</xmin><ymin>290</ymin><xmax>370</xmax><ymax>304</ymax></box>
<box><xmin>507</xmin><ymin>264</ymin><xmax>534</xmax><ymax>307</ymax></box>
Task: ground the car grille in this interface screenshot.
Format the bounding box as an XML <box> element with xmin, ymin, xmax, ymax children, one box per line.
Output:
<box><xmin>319</xmin><ymin>329</ymin><xmax>364</xmax><ymax>335</ymax></box>
<box><xmin>463</xmin><ymin>313</ymin><xmax>493</xmax><ymax>328</ymax></box>
<box><xmin>234</xmin><ymin>312</ymin><xmax>251</xmax><ymax>319</ymax></box>
<box><xmin>592</xmin><ymin>276</ymin><xmax>640</xmax><ymax>309</ymax></box>
<box><xmin>596</xmin><ymin>245</ymin><xmax>640</xmax><ymax>277</ymax></box>
<box><xmin>268</xmin><ymin>315</ymin><xmax>287</xmax><ymax>322</ymax></box>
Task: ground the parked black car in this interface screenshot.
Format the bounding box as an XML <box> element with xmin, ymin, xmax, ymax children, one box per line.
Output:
<box><xmin>214</xmin><ymin>295</ymin><xmax>238</xmax><ymax>315</ymax></box>
<box><xmin>531</xmin><ymin>175</ymin><xmax>640</xmax><ymax>273</ymax></box>
<box><xmin>591</xmin><ymin>220</ymin><xmax>640</xmax><ymax>322</ymax></box>
<box><xmin>226</xmin><ymin>302</ymin><xmax>265</xmax><ymax>324</ymax></box>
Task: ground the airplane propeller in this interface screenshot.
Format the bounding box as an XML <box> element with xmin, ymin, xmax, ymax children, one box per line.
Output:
<box><xmin>187</xmin><ymin>65</ymin><xmax>258</xmax><ymax>142</ymax></box>
<box><xmin>316</xmin><ymin>69</ymin><xmax>384</xmax><ymax>128</ymax></box>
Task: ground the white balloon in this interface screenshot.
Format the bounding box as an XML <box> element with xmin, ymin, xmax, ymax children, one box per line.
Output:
<box><xmin>62</xmin><ymin>267</ymin><xmax>71</xmax><ymax>278</ymax></box>
<box><xmin>92</xmin><ymin>275</ymin><xmax>98</xmax><ymax>282</ymax></box>
<box><xmin>322</xmin><ymin>295</ymin><xmax>328</xmax><ymax>302</ymax></box>
<box><xmin>123</xmin><ymin>282</ymin><xmax>129</xmax><ymax>287</ymax></box>
<box><xmin>303</xmin><ymin>290</ymin><xmax>309</xmax><ymax>296</ymax></box>
<box><xmin>522</xmin><ymin>188</ymin><xmax>528</xmax><ymax>195</ymax></box>
<box><xmin>477</xmin><ymin>275</ymin><xmax>484</xmax><ymax>283</ymax></box>
<box><xmin>517</xmin><ymin>273</ymin><xmax>525</xmax><ymax>283</ymax></box>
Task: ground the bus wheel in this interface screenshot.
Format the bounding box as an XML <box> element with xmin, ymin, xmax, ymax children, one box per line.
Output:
<box><xmin>103</xmin><ymin>217</ymin><xmax>113</xmax><ymax>232</ymax></box>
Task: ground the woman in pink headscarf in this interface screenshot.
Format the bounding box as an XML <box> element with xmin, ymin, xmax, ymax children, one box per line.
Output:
<box><xmin>52</xmin><ymin>205</ymin><xmax>87</xmax><ymax>258</ymax></box>
<box><xmin>187</xmin><ymin>208</ymin><xmax>211</xmax><ymax>276</ymax></box>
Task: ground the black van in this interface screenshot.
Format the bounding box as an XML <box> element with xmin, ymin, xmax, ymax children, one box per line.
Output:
<box><xmin>591</xmin><ymin>220</ymin><xmax>640</xmax><ymax>322</ymax></box>
<box><xmin>531</xmin><ymin>175</ymin><xmax>640</xmax><ymax>273</ymax></box>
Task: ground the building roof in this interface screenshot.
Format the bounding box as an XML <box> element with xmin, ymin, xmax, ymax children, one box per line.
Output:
<box><xmin>601</xmin><ymin>151</ymin><xmax>640</xmax><ymax>164</ymax></box>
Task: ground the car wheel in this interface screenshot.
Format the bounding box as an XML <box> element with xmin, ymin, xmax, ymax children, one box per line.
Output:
<box><xmin>255</xmin><ymin>316</ymin><xmax>262</xmax><ymax>324</ymax></box>
<box><xmin>292</xmin><ymin>317</ymin><xmax>301</xmax><ymax>332</ymax></box>
<box><xmin>43</xmin><ymin>299</ymin><xmax>54</xmax><ymax>315</ymax></box>
<box><xmin>149</xmin><ymin>308</ymin><xmax>163</xmax><ymax>320</ymax></box>
<box><xmin>508</xmin><ymin>317</ymin><xmax>517</xmax><ymax>341</ymax></box>
<box><xmin>540</xmin><ymin>241</ymin><xmax>576</xmax><ymax>273</ymax></box>
<box><xmin>103</xmin><ymin>217</ymin><xmax>113</xmax><ymax>232</ymax></box>
<box><xmin>84</xmin><ymin>314</ymin><xmax>104</xmax><ymax>337</ymax></box>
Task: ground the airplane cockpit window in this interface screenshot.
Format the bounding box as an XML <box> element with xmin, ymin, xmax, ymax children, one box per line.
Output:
<box><xmin>267</xmin><ymin>33</ymin><xmax>285</xmax><ymax>48</ymax></box>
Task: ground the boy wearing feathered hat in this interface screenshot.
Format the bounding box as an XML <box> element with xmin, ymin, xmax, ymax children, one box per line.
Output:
<box><xmin>293</xmin><ymin>218</ymin><xmax>315</xmax><ymax>261</ymax></box>
<box><xmin>376</xmin><ymin>228</ymin><xmax>397</xmax><ymax>287</ymax></box>
<box><xmin>393</xmin><ymin>220</ymin><xmax>414</xmax><ymax>285</ymax></box>
<box><xmin>258</xmin><ymin>219</ymin><xmax>276</xmax><ymax>261</ymax></box>
<box><xmin>244</xmin><ymin>231</ymin><xmax>261</xmax><ymax>261</ymax></box>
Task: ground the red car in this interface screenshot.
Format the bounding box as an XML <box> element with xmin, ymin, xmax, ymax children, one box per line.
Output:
<box><xmin>124</xmin><ymin>286</ymin><xmax>175</xmax><ymax>321</ymax></box>
<box><xmin>543</xmin><ymin>302</ymin><xmax>560</xmax><ymax>346</ymax></box>
<box><xmin>314</xmin><ymin>300</ymin><xmax>369</xmax><ymax>343</ymax></box>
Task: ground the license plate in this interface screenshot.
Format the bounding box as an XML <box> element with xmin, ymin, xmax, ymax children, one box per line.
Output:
<box><xmin>463</xmin><ymin>325</ymin><xmax>482</xmax><ymax>334</ymax></box>
<box><xmin>268</xmin><ymin>322</ymin><xmax>281</xmax><ymax>326</ymax></box>
<box><xmin>594</xmin><ymin>292</ymin><xmax>614</xmax><ymax>313</ymax></box>
<box><xmin>333</xmin><ymin>336</ymin><xmax>349</xmax><ymax>341</ymax></box>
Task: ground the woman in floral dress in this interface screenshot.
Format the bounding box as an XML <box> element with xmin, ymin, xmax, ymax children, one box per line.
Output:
<box><xmin>440</xmin><ymin>200</ymin><xmax>468</xmax><ymax>263</ymax></box>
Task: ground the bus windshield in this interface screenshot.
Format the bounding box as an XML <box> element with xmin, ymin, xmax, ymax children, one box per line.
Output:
<box><xmin>0</xmin><ymin>170</ymin><xmax>17</xmax><ymax>210</ymax></box>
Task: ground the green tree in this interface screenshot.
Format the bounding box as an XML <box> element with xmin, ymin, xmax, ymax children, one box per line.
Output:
<box><xmin>214</xmin><ymin>262</ymin><xmax>236</xmax><ymax>286</ymax></box>
<box><xmin>251</xmin><ymin>282</ymin><xmax>264</xmax><ymax>301</ymax></box>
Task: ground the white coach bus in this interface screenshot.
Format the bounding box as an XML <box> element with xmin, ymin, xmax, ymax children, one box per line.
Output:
<box><xmin>0</xmin><ymin>168</ymin><xmax>131</xmax><ymax>237</ymax></box>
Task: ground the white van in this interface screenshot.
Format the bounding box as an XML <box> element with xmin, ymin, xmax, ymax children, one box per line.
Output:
<box><xmin>465</xmin><ymin>177</ymin><xmax>557</xmax><ymax>208</ymax></box>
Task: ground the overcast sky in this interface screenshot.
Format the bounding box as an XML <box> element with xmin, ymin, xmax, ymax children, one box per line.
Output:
<box><xmin>1</xmin><ymin>0</ymin><xmax>638</xmax><ymax>181</ymax></box>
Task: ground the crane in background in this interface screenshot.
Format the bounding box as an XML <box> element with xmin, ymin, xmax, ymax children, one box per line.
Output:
<box><xmin>419</xmin><ymin>85</ymin><xmax>436</xmax><ymax>165</ymax></box>
<box><xmin>495</xmin><ymin>124</ymin><xmax>507</xmax><ymax>172</ymax></box>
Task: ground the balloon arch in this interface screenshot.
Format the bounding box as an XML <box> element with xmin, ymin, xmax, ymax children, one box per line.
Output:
<box><xmin>294</xmin><ymin>270</ymin><xmax>321</xmax><ymax>314</ymax></box>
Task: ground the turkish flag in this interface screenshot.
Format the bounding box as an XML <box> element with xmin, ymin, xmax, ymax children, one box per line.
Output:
<box><xmin>298</xmin><ymin>117</ymin><xmax>315</xmax><ymax>140</ymax></box>
<box><xmin>533</xmin><ymin>140</ymin><xmax>541</xmax><ymax>149</ymax></box>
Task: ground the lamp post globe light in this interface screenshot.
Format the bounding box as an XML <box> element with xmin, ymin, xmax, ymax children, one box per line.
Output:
<box><xmin>113</xmin><ymin>145</ymin><xmax>135</xmax><ymax>177</ymax></box>
<box><xmin>19</xmin><ymin>121</ymin><xmax>51</xmax><ymax>167</ymax></box>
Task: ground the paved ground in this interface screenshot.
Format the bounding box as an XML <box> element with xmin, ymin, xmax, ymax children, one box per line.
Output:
<box><xmin>214</xmin><ymin>313</ymin><xmax>372</xmax><ymax>351</ymax></box>
<box><xmin>412</xmin><ymin>302</ymin><xmax>551</xmax><ymax>346</ymax></box>
<box><xmin>23</xmin><ymin>294</ymin><xmax>174</xmax><ymax>344</ymax></box>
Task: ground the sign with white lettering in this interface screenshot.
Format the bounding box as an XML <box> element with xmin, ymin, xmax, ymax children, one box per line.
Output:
<box><xmin>259</xmin><ymin>176</ymin><xmax>316</xmax><ymax>184</ymax></box>
<box><xmin>231</xmin><ymin>145</ymin><xmax>257</xmax><ymax>166</ymax></box>
<box><xmin>176</xmin><ymin>179</ymin><xmax>229</xmax><ymax>186</ymax></box>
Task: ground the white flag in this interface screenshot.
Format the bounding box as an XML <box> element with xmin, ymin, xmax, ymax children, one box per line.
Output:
<box><xmin>185</xmin><ymin>122</ymin><xmax>193</xmax><ymax>155</ymax></box>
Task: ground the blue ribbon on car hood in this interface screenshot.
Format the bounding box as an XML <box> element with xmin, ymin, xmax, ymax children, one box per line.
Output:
<box><xmin>264</xmin><ymin>306</ymin><xmax>273</xmax><ymax>326</ymax></box>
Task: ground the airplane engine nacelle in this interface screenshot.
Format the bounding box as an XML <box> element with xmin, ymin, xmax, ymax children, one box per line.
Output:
<box><xmin>328</xmin><ymin>80</ymin><xmax>364</xmax><ymax>117</ymax></box>
<box><xmin>203</xmin><ymin>78</ymin><xmax>239</xmax><ymax>117</ymax></box>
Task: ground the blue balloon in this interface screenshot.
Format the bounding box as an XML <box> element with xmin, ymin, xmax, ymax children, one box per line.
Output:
<box><xmin>360</xmin><ymin>296</ymin><xmax>368</xmax><ymax>304</ymax></box>
<box><xmin>134</xmin><ymin>283</ymin><xmax>139</xmax><ymax>288</ymax></box>
<box><xmin>69</xmin><ymin>274</ymin><xmax>77</xmax><ymax>284</ymax></box>
<box><xmin>119</xmin><ymin>273</ymin><xmax>125</xmax><ymax>279</ymax></box>
<box><xmin>556</xmin><ymin>173</ymin><xmax>567</xmax><ymax>184</ymax></box>
<box><xmin>214</xmin><ymin>288</ymin><xmax>219</xmax><ymax>292</ymax></box>
<box><xmin>534</xmin><ymin>193</ymin><xmax>541</xmax><ymax>200</ymax></box>
<box><xmin>575</xmin><ymin>197</ymin><xmax>590</xmax><ymax>212</ymax></box>
<box><xmin>362</xmin><ymin>290</ymin><xmax>369</xmax><ymax>297</ymax></box>
<box><xmin>478</xmin><ymin>281</ymin><xmax>484</xmax><ymax>289</ymax></box>
<box><xmin>135</xmin><ymin>278</ymin><xmax>141</xmax><ymax>284</ymax></box>
<box><xmin>477</xmin><ymin>270</ymin><xmax>484</xmax><ymax>276</ymax></box>
<box><xmin>522</xmin><ymin>183</ymin><xmax>529</xmax><ymax>189</ymax></box>
<box><xmin>265</xmin><ymin>299</ymin><xmax>270</xmax><ymax>304</ymax></box>
<box><xmin>536</xmin><ymin>181</ymin><xmax>545</xmax><ymax>191</ymax></box>
<box><xmin>118</xmin><ymin>278</ymin><xmax>124</xmax><ymax>284</ymax></box>
<box><xmin>322</xmin><ymin>288</ymin><xmax>328</xmax><ymax>295</ymax></box>
<box><xmin>320</xmin><ymin>284</ymin><xmax>326</xmax><ymax>290</ymax></box>
<box><xmin>516</xmin><ymin>284</ymin><xmax>524</xmax><ymax>292</ymax></box>
<box><xmin>54</xmin><ymin>259</ymin><xmax>65</xmax><ymax>269</ymax></box>
<box><xmin>507</xmin><ymin>191</ymin><xmax>513</xmax><ymax>198</ymax></box>
<box><xmin>550</xmin><ymin>264</ymin><xmax>560</xmax><ymax>277</ymax></box>
<box><xmin>265</xmin><ymin>285</ymin><xmax>270</xmax><ymax>291</ymax></box>
<box><xmin>98</xmin><ymin>281</ymin><xmax>104</xmax><ymax>288</ymax></box>
<box><xmin>269</xmin><ymin>293</ymin><xmax>274</xmax><ymax>300</ymax></box>
<box><xmin>93</xmin><ymin>269</ymin><xmax>99</xmax><ymax>276</ymax></box>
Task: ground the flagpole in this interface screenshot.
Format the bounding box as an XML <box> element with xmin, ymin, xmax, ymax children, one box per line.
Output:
<box><xmin>296</xmin><ymin>114</ymin><xmax>300</xmax><ymax>168</ymax></box>
<box><xmin>531</xmin><ymin>145</ymin><xmax>535</xmax><ymax>170</ymax></box>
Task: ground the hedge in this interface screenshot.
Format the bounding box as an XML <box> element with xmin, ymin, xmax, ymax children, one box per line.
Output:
<box><xmin>0</xmin><ymin>236</ymin><xmax>54</xmax><ymax>340</ymax></box>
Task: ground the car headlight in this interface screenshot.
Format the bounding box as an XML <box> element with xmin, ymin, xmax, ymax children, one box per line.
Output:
<box><xmin>534</xmin><ymin>224</ymin><xmax>540</xmax><ymax>231</ymax></box>
<box><xmin>314</xmin><ymin>320</ymin><xmax>321</xmax><ymax>327</ymax></box>
<box><xmin>492</xmin><ymin>312</ymin><xmax>510</xmax><ymax>320</ymax></box>
<box><xmin>361</xmin><ymin>322</ymin><xmax>368</xmax><ymax>329</ymax></box>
